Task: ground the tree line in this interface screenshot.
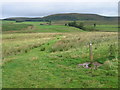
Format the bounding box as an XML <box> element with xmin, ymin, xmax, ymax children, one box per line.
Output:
<box><xmin>66</xmin><ymin>21</ymin><xmax>98</xmax><ymax>31</ymax></box>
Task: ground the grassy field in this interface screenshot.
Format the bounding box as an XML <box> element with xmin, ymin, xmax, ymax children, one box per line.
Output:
<box><xmin>2</xmin><ymin>21</ymin><xmax>84</xmax><ymax>33</ymax></box>
<box><xmin>2</xmin><ymin>20</ymin><xmax>118</xmax><ymax>32</ymax></box>
<box><xmin>2</xmin><ymin>21</ymin><xmax>118</xmax><ymax>88</ymax></box>
<box><xmin>2</xmin><ymin>21</ymin><xmax>33</xmax><ymax>31</ymax></box>
<box><xmin>85</xmin><ymin>25</ymin><xmax>118</xmax><ymax>32</ymax></box>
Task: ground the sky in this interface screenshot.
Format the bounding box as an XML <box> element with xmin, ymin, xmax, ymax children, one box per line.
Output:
<box><xmin>0</xmin><ymin>0</ymin><xmax>119</xmax><ymax>19</ymax></box>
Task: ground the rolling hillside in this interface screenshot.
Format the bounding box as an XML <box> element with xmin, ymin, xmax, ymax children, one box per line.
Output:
<box><xmin>3</xmin><ymin>13</ymin><xmax>118</xmax><ymax>22</ymax></box>
<box><xmin>42</xmin><ymin>13</ymin><xmax>118</xmax><ymax>21</ymax></box>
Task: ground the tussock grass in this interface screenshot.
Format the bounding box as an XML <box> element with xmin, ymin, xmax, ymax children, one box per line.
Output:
<box><xmin>2</xmin><ymin>32</ymin><xmax>118</xmax><ymax>88</ymax></box>
<box><xmin>2</xmin><ymin>33</ymin><xmax>62</xmax><ymax>57</ymax></box>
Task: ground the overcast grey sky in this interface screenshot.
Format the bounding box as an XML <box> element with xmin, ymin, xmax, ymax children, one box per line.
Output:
<box><xmin>0</xmin><ymin>0</ymin><xmax>119</xmax><ymax>19</ymax></box>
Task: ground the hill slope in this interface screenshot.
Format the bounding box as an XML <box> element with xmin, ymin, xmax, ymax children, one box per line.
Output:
<box><xmin>4</xmin><ymin>13</ymin><xmax>118</xmax><ymax>21</ymax></box>
<box><xmin>43</xmin><ymin>13</ymin><xmax>118</xmax><ymax>21</ymax></box>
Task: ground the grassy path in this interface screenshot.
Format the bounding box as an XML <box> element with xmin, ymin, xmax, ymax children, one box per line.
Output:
<box><xmin>2</xmin><ymin>34</ymin><xmax>118</xmax><ymax>88</ymax></box>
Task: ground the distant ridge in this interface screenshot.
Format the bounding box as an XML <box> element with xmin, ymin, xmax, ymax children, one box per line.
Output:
<box><xmin>3</xmin><ymin>13</ymin><xmax>118</xmax><ymax>21</ymax></box>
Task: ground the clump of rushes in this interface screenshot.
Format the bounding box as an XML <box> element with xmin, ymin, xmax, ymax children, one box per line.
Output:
<box><xmin>108</xmin><ymin>44</ymin><xmax>117</xmax><ymax>60</ymax></box>
<box><xmin>102</xmin><ymin>60</ymin><xmax>114</xmax><ymax>70</ymax></box>
<box><xmin>40</xmin><ymin>47</ymin><xmax>46</xmax><ymax>51</ymax></box>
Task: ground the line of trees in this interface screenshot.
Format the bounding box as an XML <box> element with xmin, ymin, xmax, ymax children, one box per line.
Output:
<box><xmin>68</xmin><ymin>21</ymin><xmax>85</xmax><ymax>30</ymax></box>
<box><xmin>67</xmin><ymin>21</ymin><xmax>98</xmax><ymax>31</ymax></box>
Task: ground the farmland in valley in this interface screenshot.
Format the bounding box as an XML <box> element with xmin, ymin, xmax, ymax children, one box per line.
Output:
<box><xmin>1</xmin><ymin>13</ymin><xmax>118</xmax><ymax>88</ymax></box>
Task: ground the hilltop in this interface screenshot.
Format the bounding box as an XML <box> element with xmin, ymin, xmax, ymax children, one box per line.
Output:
<box><xmin>3</xmin><ymin>13</ymin><xmax>118</xmax><ymax>22</ymax></box>
<box><xmin>42</xmin><ymin>13</ymin><xmax>118</xmax><ymax>21</ymax></box>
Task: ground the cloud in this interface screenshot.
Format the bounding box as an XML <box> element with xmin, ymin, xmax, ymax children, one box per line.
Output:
<box><xmin>1</xmin><ymin>1</ymin><xmax>118</xmax><ymax>18</ymax></box>
<box><xmin>0</xmin><ymin>0</ymin><xmax>119</xmax><ymax>3</ymax></box>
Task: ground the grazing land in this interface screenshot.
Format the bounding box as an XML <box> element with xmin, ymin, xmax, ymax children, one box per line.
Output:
<box><xmin>2</xmin><ymin>14</ymin><xmax>118</xmax><ymax>88</ymax></box>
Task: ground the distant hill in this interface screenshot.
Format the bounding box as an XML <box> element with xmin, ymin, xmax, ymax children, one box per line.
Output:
<box><xmin>3</xmin><ymin>17</ymin><xmax>43</xmax><ymax>22</ymax></box>
<box><xmin>42</xmin><ymin>13</ymin><xmax>118</xmax><ymax>21</ymax></box>
<box><xmin>3</xmin><ymin>13</ymin><xmax>118</xmax><ymax>21</ymax></box>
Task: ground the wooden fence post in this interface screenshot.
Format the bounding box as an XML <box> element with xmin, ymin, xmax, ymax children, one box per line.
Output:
<box><xmin>89</xmin><ymin>42</ymin><xmax>93</xmax><ymax>63</ymax></box>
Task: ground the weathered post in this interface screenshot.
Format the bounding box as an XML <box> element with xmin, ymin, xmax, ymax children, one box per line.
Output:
<box><xmin>89</xmin><ymin>42</ymin><xmax>94</xmax><ymax>75</ymax></box>
<box><xmin>89</xmin><ymin>42</ymin><xmax>93</xmax><ymax>63</ymax></box>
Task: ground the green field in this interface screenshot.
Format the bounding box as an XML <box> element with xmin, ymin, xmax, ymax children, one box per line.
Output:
<box><xmin>2</xmin><ymin>21</ymin><xmax>118</xmax><ymax>88</ymax></box>
<box><xmin>2</xmin><ymin>21</ymin><xmax>118</xmax><ymax>32</ymax></box>
<box><xmin>85</xmin><ymin>25</ymin><xmax>118</xmax><ymax>32</ymax></box>
<box><xmin>2</xmin><ymin>21</ymin><xmax>84</xmax><ymax>33</ymax></box>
